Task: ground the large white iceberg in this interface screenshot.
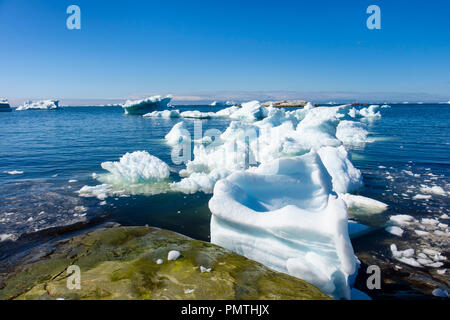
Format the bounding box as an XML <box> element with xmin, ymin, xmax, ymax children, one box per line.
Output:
<box><xmin>209</xmin><ymin>151</ymin><xmax>358</xmax><ymax>299</ymax></box>
<box><xmin>16</xmin><ymin>100</ymin><xmax>60</xmax><ymax>110</ymax></box>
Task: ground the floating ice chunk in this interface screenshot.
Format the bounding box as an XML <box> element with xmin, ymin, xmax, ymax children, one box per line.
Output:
<box><xmin>318</xmin><ymin>146</ymin><xmax>363</xmax><ymax>194</ymax></box>
<box><xmin>78</xmin><ymin>184</ymin><xmax>113</xmax><ymax>200</ymax></box>
<box><xmin>440</xmin><ymin>214</ymin><xmax>449</xmax><ymax>219</ymax></box>
<box><xmin>68</xmin><ymin>179</ymin><xmax>78</xmax><ymax>183</ymax></box>
<box><xmin>389</xmin><ymin>215</ymin><xmax>415</xmax><ymax>226</ymax></box>
<box><xmin>143</xmin><ymin>109</ymin><xmax>180</xmax><ymax>118</ymax></box>
<box><xmin>4</xmin><ymin>170</ymin><xmax>23</xmax><ymax>175</ymax></box>
<box><xmin>170</xmin><ymin>170</ymin><xmax>228</xmax><ymax>194</ymax></box>
<box><xmin>432</xmin><ymin>288</ymin><xmax>449</xmax><ymax>298</ymax></box>
<box><xmin>209</xmin><ymin>151</ymin><xmax>358</xmax><ymax>299</ymax></box>
<box><xmin>0</xmin><ymin>234</ymin><xmax>15</xmax><ymax>242</ymax></box>
<box><xmin>386</xmin><ymin>226</ymin><xmax>404</xmax><ymax>237</ymax></box>
<box><xmin>414</xmin><ymin>230</ymin><xmax>429</xmax><ymax>236</ymax></box>
<box><xmin>390</xmin><ymin>244</ymin><xmax>422</xmax><ymax>267</ymax></box>
<box><xmin>336</xmin><ymin>121</ymin><xmax>369</xmax><ymax>146</ymax></box>
<box><xmin>100</xmin><ymin>151</ymin><xmax>170</xmax><ymax>184</ymax></box>
<box><xmin>421</xmin><ymin>218</ymin><xmax>439</xmax><ymax>226</ymax></box>
<box><xmin>156</xmin><ymin>259</ymin><xmax>164</xmax><ymax>265</ymax></box>
<box><xmin>167</xmin><ymin>250</ymin><xmax>181</xmax><ymax>261</ymax></box>
<box><xmin>420</xmin><ymin>185</ymin><xmax>446</xmax><ymax>196</ymax></box>
<box><xmin>16</xmin><ymin>100</ymin><xmax>60</xmax><ymax>110</ymax></box>
<box><xmin>413</xmin><ymin>194</ymin><xmax>432</xmax><ymax>200</ymax></box>
<box><xmin>358</xmin><ymin>105</ymin><xmax>381</xmax><ymax>118</ymax></box>
<box><xmin>340</xmin><ymin>194</ymin><xmax>388</xmax><ymax>215</ymax></box>
<box><xmin>437</xmin><ymin>269</ymin><xmax>447</xmax><ymax>275</ymax></box>
<box><xmin>165</xmin><ymin>122</ymin><xmax>191</xmax><ymax>145</ymax></box>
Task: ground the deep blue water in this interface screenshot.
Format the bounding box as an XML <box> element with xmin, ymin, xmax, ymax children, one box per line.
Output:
<box><xmin>0</xmin><ymin>104</ymin><xmax>449</xmax><ymax>262</ymax></box>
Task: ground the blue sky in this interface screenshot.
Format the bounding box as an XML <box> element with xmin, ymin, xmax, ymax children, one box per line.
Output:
<box><xmin>0</xmin><ymin>0</ymin><xmax>449</xmax><ymax>103</ymax></box>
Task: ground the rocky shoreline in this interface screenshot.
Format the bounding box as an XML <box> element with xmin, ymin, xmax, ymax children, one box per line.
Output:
<box><xmin>0</xmin><ymin>224</ymin><xmax>330</xmax><ymax>300</ymax></box>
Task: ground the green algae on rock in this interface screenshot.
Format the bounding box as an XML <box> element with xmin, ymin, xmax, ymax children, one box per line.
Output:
<box><xmin>0</xmin><ymin>225</ymin><xmax>330</xmax><ymax>300</ymax></box>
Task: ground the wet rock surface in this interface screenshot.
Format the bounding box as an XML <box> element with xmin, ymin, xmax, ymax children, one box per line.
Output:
<box><xmin>0</xmin><ymin>225</ymin><xmax>330</xmax><ymax>300</ymax></box>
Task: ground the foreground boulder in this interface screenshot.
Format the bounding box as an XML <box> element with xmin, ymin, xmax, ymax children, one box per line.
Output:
<box><xmin>0</xmin><ymin>225</ymin><xmax>330</xmax><ymax>300</ymax></box>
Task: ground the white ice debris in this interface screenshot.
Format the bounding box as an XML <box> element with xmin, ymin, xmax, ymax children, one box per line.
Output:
<box><xmin>156</xmin><ymin>259</ymin><xmax>164</xmax><ymax>265</ymax></box>
<box><xmin>78</xmin><ymin>184</ymin><xmax>113</xmax><ymax>200</ymax></box>
<box><xmin>385</xmin><ymin>226</ymin><xmax>404</xmax><ymax>237</ymax></box>
<box><xmin>143</xmin><ymin>109</ymin><xmax>180</xmax><ymax>118</ymax></box>
<box><xmin>389</xmin><ymin>215</ymin><xmax>415</xmax><ymax>226</ymax></box>
<box><xmin>390</xmin><ymin>244</ymin><xmax>422</xmax><ymax>267</ymax></box>
<box><xmin>16</xmin><ymin>100</ymin><xmax>59</xmax><ymax>110</ymax></box>
<box><xmin>68</xmin><ymin>179</ymin><xmax>78</xmax><ymax>183</ymax></box>
<box><xmin>349</xmin><ymin>105</ymin><xmax>381</xmax><ymax>118</ymax></box>
<box><xmin>414</xmin><ymin>230</ymin><xmax>429</xmax><ymax>236</ymax></box>
<box><xmin>419</xmin><ymin>185</ymin><xmax>446</xmax><ymax>196</ymax></box>
<box><xmin>0</xmin><ymin>234</ymin><xmax>15</xmax><ymax>242</ymax></box>
<box><xmin>167</xmin><ymin>250</ymin><xmax>181</xmax><ymax>261</ymax></box>
<box><xmin>100</xmin><ymin>151</ymin><xmax>170</xmax><ymax>184</ymax></box>
<box><xmin>4</xmin><ymin>170</ymin><xmax>24</xmax><ymax>175</ymax></box>
<box><xmin>413</xmin><ymin>194</ymin><xmax>432</xmax><ymax>200</ymax></box>
<box><xmin>184</xmin><ymin>289</ymin><xmax>195</xmax><ymax>294</ymax></box>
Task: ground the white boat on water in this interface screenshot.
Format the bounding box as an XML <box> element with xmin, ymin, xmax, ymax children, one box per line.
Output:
<box><xmin>0</xmin><ymin>99</ymin><xmax>12</xmax><ymax>112</ymax></box>
<box><xmin>121</xmin><ymin>95</ymin><xmax>172</xmax><ymax>115</ymax></box>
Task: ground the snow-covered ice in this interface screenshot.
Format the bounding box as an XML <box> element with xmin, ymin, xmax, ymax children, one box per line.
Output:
<box><xmin>209</xmin><ymin>151</ymin><xmax>359</xmax><ymax>299</ymax></box>
<box><xmin>100</xmin><ymin>151</ymin><xmax>170</xmax><ymax>184</ymax></box>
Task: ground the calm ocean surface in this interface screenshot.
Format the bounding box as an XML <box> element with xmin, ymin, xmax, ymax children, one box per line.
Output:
<box><xmin>1</xmin><ymin>104</ymin><xmax>449</xmax><ymax>295</ymax></box>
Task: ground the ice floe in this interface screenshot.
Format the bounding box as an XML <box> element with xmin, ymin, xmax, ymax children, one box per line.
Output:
<box><xmin>386</xmin><ymin>226</ymin><xmax>404</xmax><ymax>237</ymax></box>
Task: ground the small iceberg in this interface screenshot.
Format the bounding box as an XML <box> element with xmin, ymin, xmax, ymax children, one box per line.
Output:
<box><xmin>121</xmin><ymin>95</ymin><xmax>172</xmax><ymax>115</ymax></box>
<box><xmin>16</xmin><ymin>100</ymin><xmax>60</xmax><ymax>111</ymax></box>
<box><xmin>0</xmin><ymin>99</ymin><xmax>12</xmax><ymax>112</ymax></box>
<box><xmin>100</xmin><ymin>151</ymin><xmax>170</xmax><ymax>184</ymax></box>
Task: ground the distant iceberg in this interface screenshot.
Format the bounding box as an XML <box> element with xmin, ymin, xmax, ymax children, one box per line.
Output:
<box><xmin>210</xmin><ymin>101</ymin><xmax>234</xmax><ymax>107</ymax></box>
<box><xmin>0</xmin><ymin>99</ymin><xmax>12</xmax><ymax>112</ymax></box>
<box><xmin>121</xmin><ymin>95</ymin><xmax>172</xmax><ymax>115</ymax></box>
<box><xmin>16</xmin><ymin>100</ymin><xmax>60</xmax><ymax>111</ymax></box>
